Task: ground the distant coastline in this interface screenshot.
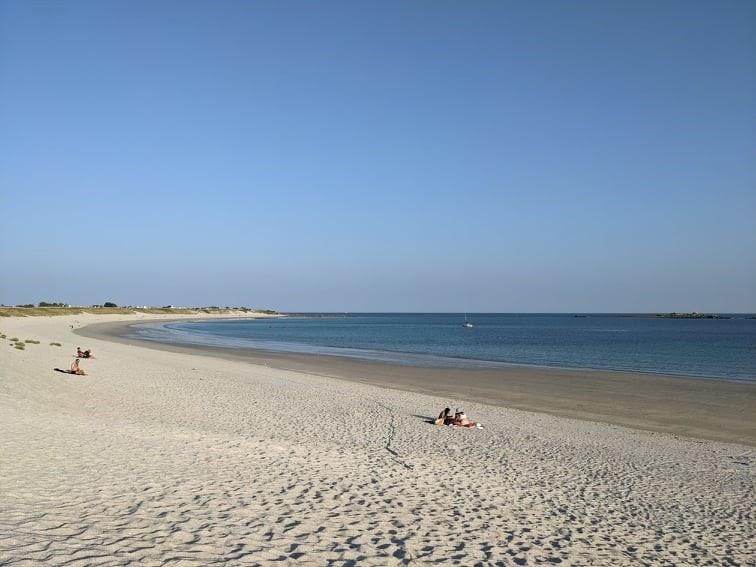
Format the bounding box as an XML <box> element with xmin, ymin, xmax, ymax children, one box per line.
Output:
<box><xmin>581</xmin><ymin>312</ymin><xmax>751</xmax><ymax>320</ymax></box>
<box><xmin>637</xmin><ymin>312</ymin><xmax>738</xmax><ymax>320</ymax></box>
<box><xmin>4</xmin><ymin>305</ymin><xmax>753</xmax><ymax>320</ymax></box>
<box><xmin>0</xmin><ymin>305</ymin><xmax>281</xmax><ymax>318</ymax></box>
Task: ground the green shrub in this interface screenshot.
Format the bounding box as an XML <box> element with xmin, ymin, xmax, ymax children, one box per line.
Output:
<box><xmin>24</xmin><ymin>339</ymin><xmax>40</xmax><ymax>344</ymax></box>
<box><xmin>9</xmin><ymin>337</ymin><xmax>18</xmax><ymax>342</ymax></box>
<box><xmin>50</xmin><ymin>342</ymin><xmax>62</xmax><ymax>347</ymax></box>
<box><xmin>14</xmin><ymin>344</ymin><xmax>25</xmax><ymax>350</ymax></box>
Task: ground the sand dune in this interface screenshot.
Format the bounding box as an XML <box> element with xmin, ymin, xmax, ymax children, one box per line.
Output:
<box><xmin>0</xmin><ymin>314</ymin><xmax>753</xmax><ymax>565</ymax></box>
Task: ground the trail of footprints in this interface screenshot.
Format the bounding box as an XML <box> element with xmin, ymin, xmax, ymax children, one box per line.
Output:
<box><xmin>0</xmin><ymin>357</ymin><xmax>753</xmax><ymax>566</ymax></box>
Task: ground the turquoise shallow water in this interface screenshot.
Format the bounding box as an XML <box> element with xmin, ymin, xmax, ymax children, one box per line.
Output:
<box><xmin>132</xmin><ymin>313</ymin><xmax>756</xmax><ymax>382</ymax></box>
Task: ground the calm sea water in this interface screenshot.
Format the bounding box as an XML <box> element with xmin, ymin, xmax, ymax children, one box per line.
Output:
<box><xmin>132</xmin><ymin>314</ymin><xmax>756</xmax><ymax>382</ymax></box>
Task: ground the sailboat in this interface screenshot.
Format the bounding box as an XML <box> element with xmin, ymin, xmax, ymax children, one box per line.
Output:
<box><xmin>462</xmin><ymin>313</ymin><xmax>474</xmax><ymax>328</ymax></box>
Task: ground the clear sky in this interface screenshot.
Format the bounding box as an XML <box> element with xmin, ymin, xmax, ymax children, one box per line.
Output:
<box><xmin>1</xmin><ymin>1</ymin><xmax>754</xmax><ymax>312</ymax></box>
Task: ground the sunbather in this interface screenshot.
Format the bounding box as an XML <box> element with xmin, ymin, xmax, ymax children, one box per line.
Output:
<box><xmin>435</xmin><ymin>407</ymin><xmax>453</xmax><ymax>425</ymax></box>
<box><xmin>453</xmin><ymin>409</ymin><xmax>477</xmax><ymax>428</ymax></box>
<box><xmin>76</xmin><ymin>347</ymin><xmax>94</xmax><ymax>358</ymax></box>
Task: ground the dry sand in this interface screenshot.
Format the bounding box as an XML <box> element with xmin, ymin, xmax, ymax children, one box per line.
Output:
<box><xmin>0</xmin><ymin>314</ymin><xmax>754</xmax><ymax>566</ymax></box>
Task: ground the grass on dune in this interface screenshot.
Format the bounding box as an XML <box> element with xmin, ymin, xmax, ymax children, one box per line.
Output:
<box><xmin>0</xmin><ymin>306</ymin><xmax>275</xmax><ymax>318</ymax></box>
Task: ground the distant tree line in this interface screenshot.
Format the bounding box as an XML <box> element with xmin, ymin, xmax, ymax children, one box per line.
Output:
<box><xmin>12</xmin><ymin>301</ymin><xmax>120</xmax><ymax>308</ymax></box>
<box><xmin>14</xmin><ymin>302</ymin><xmax>63</xmax><ymax>307</ymax></box>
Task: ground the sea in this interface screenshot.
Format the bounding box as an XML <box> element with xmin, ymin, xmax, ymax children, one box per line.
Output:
<box><xmin>130</xmin><ymin>313</ymin><xmax>756</xmax><ymax>382</ymax></box>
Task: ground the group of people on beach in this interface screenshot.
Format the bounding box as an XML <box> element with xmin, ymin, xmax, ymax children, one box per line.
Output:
<box><xmin>435</xmin><ymin>407</ymin><xmax>480</xmax><ymax>428</ymax></box>
<box><xmin>59</xmin><ymin>347</ymin><xmax>94</xmax><ymax>375</ymax></box>
<box><xmin>61</xmin><ymin>340</ymin><xmax>482</xmax><ymax>434</ymax></box>
<box><xmin>71</xmin><ymin>347</ymin><xmax>94</xmax><ymax>374</ymax></box>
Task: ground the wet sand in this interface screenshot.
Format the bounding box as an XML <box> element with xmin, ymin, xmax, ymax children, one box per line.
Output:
<box><xmin>77</xmin><ymin>318</ymin><xmax>756</xmax><ymax>446</ymax></box>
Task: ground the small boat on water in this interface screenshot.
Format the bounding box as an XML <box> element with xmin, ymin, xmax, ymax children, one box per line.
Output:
<box><xmin>463</xmin><ymin>314</ymin><xmax>474</xmax><ymax>328</ymax></box>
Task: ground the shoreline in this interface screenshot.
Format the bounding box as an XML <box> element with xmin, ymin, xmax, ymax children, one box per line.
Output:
<box><xmin>118</xmin><ymin>317</ymin><xmax>755</xmax><ymax>383</ymax></box>
<box><xmin>77</xmin><ymin>317</ymin><xmax>756</xmax><ymax>446</ymax></box>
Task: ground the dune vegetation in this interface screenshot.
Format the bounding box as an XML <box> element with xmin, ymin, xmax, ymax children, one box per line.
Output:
<box><xmin>0</xmin><ymin>306</ymin><xmax>276</xmax><ymax>318</ymax></box>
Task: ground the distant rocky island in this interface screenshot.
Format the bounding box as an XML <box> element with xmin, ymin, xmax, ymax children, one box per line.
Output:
<box><xmin>653</xmin><ymin>312</ymin><xmax>730</xmax><ymax>319</ymax></box>
<box><xmin>574</xmin><ymin>313</ymin><xmax>745</xmax><ymax>320</ymax></box>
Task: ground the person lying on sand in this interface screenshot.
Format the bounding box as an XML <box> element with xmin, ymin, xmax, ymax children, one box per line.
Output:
<box><xmin>76</xmin><ymin>347</ymin><xmax>94</xmax><ymax>358</ymax></box>
<box><xmin>453</xmin><ymin>409</ymin><xmax>478</xmax><ymax>428</ymax></box>
<box><xmin>435</xmin><ymin>407</ymin><xmax>453</xmax><ymax>426</ymax></box>
<box><xmin>70</xmin><ymin>358</ymin><xmax>86</xmax><ymax>375</ymax></box>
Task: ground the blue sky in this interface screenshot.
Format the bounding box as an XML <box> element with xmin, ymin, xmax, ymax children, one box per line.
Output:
<box><xmin>1</xmin><ymin>1</ymin><xmax>754</xmax><ymax>312</ymax></box>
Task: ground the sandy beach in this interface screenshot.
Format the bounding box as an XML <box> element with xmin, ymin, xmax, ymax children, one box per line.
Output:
<box><xmin>80</xmin><ymin>318</ymin><xmax>756</xmax><ymax>446</ymax></box>
<box><xmin>1</xmin><ymin>314</ymin><xmax>754</xmax><ymax>565</ymax></box>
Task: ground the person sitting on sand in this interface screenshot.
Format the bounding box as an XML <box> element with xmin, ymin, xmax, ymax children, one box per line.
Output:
<box><xmin>453</xmin><ymin>409</ymin><xmax>477</xmax><ymax>428</ymax></box>
<box><xmin>70</xmin><ymin>358</ymin><xmax>86</xmax><ymax>376</ymax></box>
<box><xmin>435</xmin><ymin>407</ymin><xmax>453</xmax><ymax>426</ymax></box>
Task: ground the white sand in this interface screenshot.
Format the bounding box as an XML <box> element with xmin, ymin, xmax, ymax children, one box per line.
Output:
<box><xmin>0</xmin><ymin>314</ymin><xmax>753</xmax><ymax>566</ymax></box>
